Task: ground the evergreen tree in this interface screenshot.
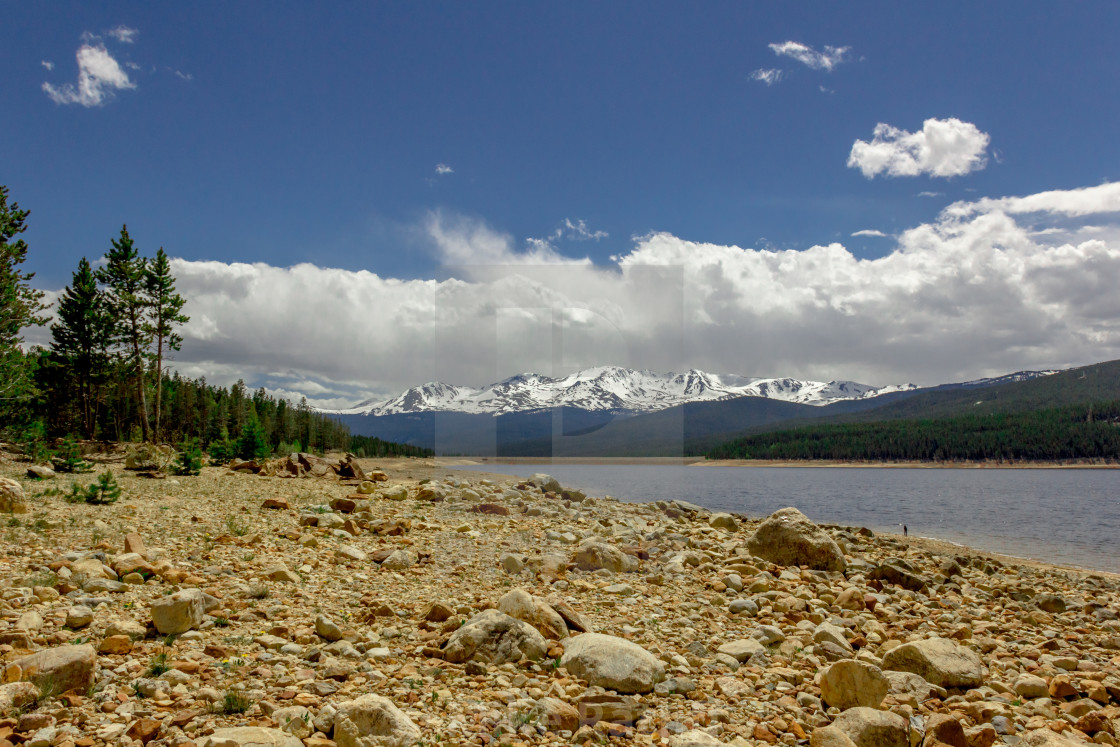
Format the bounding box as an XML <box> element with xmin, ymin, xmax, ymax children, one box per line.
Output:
<box><xmin>236</xmin><ymin>404</ymin><xmax>269</xmax><ymax>461</ymax></box>
<box><xmin>0</xmin><ymin>186</ymin><xmax>48</xmax><ymax>425</ymax></box>
<box><xmin>51</xmin><ymin>258</ymin><xmax>113</xmax><ymax>438</ymax></box>
<box><xmin>98</xmin><ymin>225</ymin><xmax>152</xmax><ymax>442</ymax></box>
<box><xmin>143</xmin><ymin>247</ymin><xmax>189</xmax><ymax>442</ymax></box>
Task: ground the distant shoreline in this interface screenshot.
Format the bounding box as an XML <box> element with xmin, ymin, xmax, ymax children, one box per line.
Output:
<box><xmin>436</xmin><ymin>456</ymin><xmax>1120</xmax><ymax>469</ymax></box>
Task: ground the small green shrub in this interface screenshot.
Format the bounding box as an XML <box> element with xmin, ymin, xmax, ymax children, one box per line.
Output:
<box><xmin>173</xmin><ymin>438</ymin><xmax>204</xmax><ymax>476</ymax></box>
<box><xmin>52</xmin><ymin>435</ymin><xmax>92</xmax><ymax>473</ymax></box>
<box><xmin>225</xmin><ymin>514</ymin><xmax>250</xmax><ymax>537</ymax></box>
<box><xmin>66</xmin><ymin>470</ymin><xmax>122</xmax><ymax>505</ymax></box>
<box><xmin>219</xmin><ymin>689</ymin><xmax>251</xmax><ymax>714</ymax></box>
<box><xmin>146</xmin><ymin>652</ymin><xmax>170</xmax><ymax>677</ymax></box>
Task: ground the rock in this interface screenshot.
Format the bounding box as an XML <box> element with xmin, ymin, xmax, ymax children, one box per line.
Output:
<box><xmin>745</xmin><ymin>507</ymin><xmax>846</xmax><ymax>571</ymax></box>
<box><xmin>709</xmin><ymin>513</ymin><xmax>740</xmax><ymax>531</ymax></box>
<box><xmin>549</xmin><ymin>596</ymin><xmax>595</xmax><ymax>633</ymax></box>
<box><xmin>884</xmin><ymin>671</ymin><xmax>944</xmax><ymax>701</ymax></box>
<box><xmin>124</xmin><ymin>532</ymin><xmax>146</xmax><ymax>554</ymax></box>
<box><xmin>0</xmin><ymin>681</ymin><xmax>39</xmax><ymax>713</ymax></box>
<box><xmin>729</xmin><ymin>598</ymin><xmax>759</xmax><ymax>615</ymax></box>
<box><xmin>333</xmin><ymin>694</ymin><xmax>422</xmax><ymax>747</ymax></box>
<box><xmin>421</xmin><ymin>601</ymin><xmax>455</xmax><ymax>623</ymax></box>
<box><xmin>716</xmin><ymin>638</ymin><xmax>766</xmax><ymax>662</ymax></box>
<box><xmin>65</xmin><ymin>605</ymin><xmax>94</xmax><ymax>629</ymax></box>
<box><xmin>668</xmin><ymin>731</ymin><xmax>725</xmax><ymax>747</ymax></box>
<box><xmin>106</xmin><ymin>618</ymin><xmax>147</xmax><ymax>639</ymax></box>
<box><xmin>881</xmin><ymin>637</ymin><xmax>983</xmax><ymax>689</ymax></box>
<box><xmin>574</xmin><ymin>690</ymin><xmax>648</xmax><ymax>725</ymax></box>
<box><xmin>272</xmin><ymin>705</ymin><xmax>314</xmax><ymax>738</ymax></box>
<box><xmin>1035</xmin><ymin>594</ymin><xmax>1067</xmax><ymax>613</ymax></box>
<box><xmin>560</xmin><ymin>632</ymin><xmax>665</xmax><ymax>693</ymax></box>
<box><xmin>831</xmin><ymin>707</ymin><xmax>909</xmax><ymax>747</ymax></box>
<box><xmin>150</xmin><ymin>588</ymin><xmax>209</xmax><ymax>634</ymax></box>
<box><xmin>380</xmin><ymin>549</ymin><xmax>416</xmax><ymax>571</ymax></box>
<box><xmin>529</xmin><ymin>696</ymin><xmax>580</xmax><ymax>732</ymax></box>
<box><xmin>925</xmin><ymin>714</ymin><xmax>968</xmax><ymax>747</ymax></box>
<box><xmin>199</xmin><ymin>727</ymin><xmax>303</xmax><ymax>747</ymax></box>
<box><xmin>315</xmin><ymin>615</ymin><xmax>345</xmax><ymax>642</ymax></box>
<box><xmin>530</xmin><ymin>473</ymin><xmax>561</xmax><ymax>493</ymax></box>
<box><xmin>572</xmin><ymin>541</ymin><xmax>627</xmax><ymax>573</ymax></box>
<box><xmin>0</xmin><ymin>476</ymin><xmax>29</xmax><ymax>513</ymax></box>
<box><xmin>497</xmin><ymin>588</ymin><xmax>568</xmax><ymax>639</ymax></box>
<box><xmin>1020</xmin><ymin>729</ymin><xmax>1093</xmax><ymax>747</ymax></box>
<box><xmin>15</xmin><ymin>644</ymin><xmax>96</xmax><ymax>694</ymax></box>
<box><xmin>811</xmin><ymin>725</ymin><xmax>860</xmax><ymax>747</ymax></box>
<box><xmin>125</xmin><ymin>444</ymin><xmax>173</xmax><ymax>471</ymax></box>
<box><xmin>499</xmin><ymin>552</ymin><xmax>525</xmax><ymax>573</ymax></box>
<box><xmin>261</xmin><ymin>497</ymin><xmax>291</xmax><ymax>510</ymax></box>
<box><xmin>126</xmin><ymin>717</ymin><xmax>162</xmax><ymax>745</ymax></box>
<box><xmin>814</xmin><ymin>621</ymin><xmax>854</xmax><ymax>653</ymax></box>
<box><xmin>820</xmin><ymin>660</ymin><xmax>890</xmax><ymax>710</ymax></box>
<box><xmin>111</xmin><ymin>552</ymin><xmax>154</xmax><ymax>577</ymax></box>
<box><xmin>27</xmin><ymin>465</ymin><xmax>55</xmax><ymax>479</ymax></box>
<box><xmin>870</xmin><ymin>559</ymin><xmax>928</xmax><ymax>591</ymax></box>
<box><xmin>1013</xmin><ymin>673</ymin><xmax>1049</xmax><ymax>699</ymax></box>
<box><xmin>98</xmin><ymin>635</ymin><xmax>132</xmax><ymax>655</ymax></box>
<box><xmin>441</xmin><ymin>609</ymin><xmax>548</xmax><ymax>664</ymax></box>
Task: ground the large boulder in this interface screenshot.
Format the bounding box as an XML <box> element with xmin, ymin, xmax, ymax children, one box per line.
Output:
<box><xmin>441</xmin><ymin>609</ymin><xmax>548</xmax><ymax>664</ymax></box>
<box><xmin>0</xmin><ymin>682</ymin><xmax>40</xmax><ymax>713</ymax></box>
<box><xmin>811</xmin><ymin>726</ymin><xmax>859</xmax><ymax>747</ymax></box>
<box><xmin>333</xmin><ymin>694</ymin><xmax>422</xmax><ymax>747</ymax></box>
<box><xmin>560</xmin><ymin>632</ymin><xmax>665</xmax><ymax>694</ymax></box>
<box><xmin>125</xmin><ymin>444</ymin><xmax>174</xmax><ymax>471</ymax></box>
<box><xmin>497</xmin><ymin>588</ymin><xmax>568</xmax><ymax>639</ymax></box>
<box><xmin>1020</xmin><ymin>729</ymin><xmax>1093</xmax><ymax>747</ymax></box>
<box><xmin>746</xmin><ymin>507</ymin><xmax>846</xmax><ymax>571</ymax></box>
<box><xmin>530</xmin><ymin>473</ymin><xmax>561</xmax><ymax>493</ymax></box>
<box><xmin>881</xmin><ymin>637</ymin><xmax>983</xmax><ymax>689</ymax></box>
<box><xmin>15</xmin><ymin>644</ymin><xmax>96</xmax><ymax>695</ymax></box>
<box><xmin>0</xmin><ymin>477</ymin><xmax>28</xmax><ymax>514</ymax></box>
<box><xmin>571</xmin><ymin>541</ymin><xmax>629</xmax><ymax>573</ymax></box>
<box><xmin>831</xmin><ymin>707</ymin><xmax>909</xmax><ymax>747</ymax></box>
<box><xmin>820</xmin><ymin>660</ymin><xmax>889</xmax><ymax>711</ymax></box>
<box><xmin>716</xmin><ymin>638</ymin><xmax>765</xmax><ymax>663</ymax></box>
<box><xmin>199</xmin><ymin>727</ymin><xmax>302</xmax><ymax>747</ymax></box>
<box><xmin>668</xmin><ymin>731</ymin><xmax>725</xmax><ymax>747</ymax></box>
<box><xmin>151</xmin><ymin>588</ymin><xmax>211</xmax><ymax>634</ymax></box>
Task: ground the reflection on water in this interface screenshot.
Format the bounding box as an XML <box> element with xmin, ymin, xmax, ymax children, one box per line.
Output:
<box><xmin>452</xmin><ymin>464</ymin><xmax>1120</xmax><ymax>573</ymax></box>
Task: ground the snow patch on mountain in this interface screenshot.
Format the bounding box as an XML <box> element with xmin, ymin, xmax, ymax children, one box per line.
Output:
<box><xmin>334</xmin><ymin>366</ymin><xmax>921</xmax><ymax>416</ymax></box>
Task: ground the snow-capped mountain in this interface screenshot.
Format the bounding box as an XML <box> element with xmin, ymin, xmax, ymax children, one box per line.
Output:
<box><xmin>336</xmin><ymin>366</ymin><xmax>920</xmax><ymax>416</ymax></box>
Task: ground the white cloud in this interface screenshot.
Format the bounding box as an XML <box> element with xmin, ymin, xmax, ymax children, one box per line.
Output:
<box><xmin>750</xmin><ymin>68</ymin><xmax>783</xmax><ymax>86</ymax></box>
<box><xmin>769</xmin><ymin>41</ymin><xmax>850</xmax><ymax>71</ymax></box>
<box><xmin>35</xmin><ymin>183</ymin><xmax>1120</xmax><ymax>405</ymax></box>
<box><xmin>917</xmin><ymin>191</ymin><xmax>944</xmax><ymax>198</ymax></box>
<box><xmin>107</xmin><ymin>25</ymin><xmax>138</xmax><ymax>43</ymax></box>
<box><xmin>41</xmin><ymin>60</ymin><xmax>54</xmax><ymax>71</ymax></box>
<box><xmin>851</xmin><ymin>229</ymin><xmax>889</xmax><ymax>238</ymax></box>
<box><xmin>42</xmin><ymin>44</ymin><xmax>136</xmax><ymax>107</ymax></box>
<box><xmin>171</xmin><ymin>69</ymin><xmax>193</xmax><ymax>81</ymax></box>
<box><xmin>546</xmin><ymin>218</ymin><xmax>608</xmax><ymax>243</ymax></box>
<box><xmin>848</xmin><ymin>118</ymin><xmax>991</xmax><ymax>179</ymax></box>
<box><xmin>435</xmin><ymin>163</ymin><xmax>454</xmax><ymax>175</ymax></box>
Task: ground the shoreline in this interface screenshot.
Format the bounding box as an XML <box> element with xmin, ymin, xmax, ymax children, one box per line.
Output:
<box><xmin>430</xmin><ymin>456</ymin><xmax>1120</xmax><ymax>578</ymax></box>
<box><xmin>436</xmin><ymin>456</ymin><xmax>1120</xmax><ymax>469</ymax></box>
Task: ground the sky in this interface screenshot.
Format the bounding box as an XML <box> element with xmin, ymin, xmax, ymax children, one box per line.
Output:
<box><xmin>5</xmin><ymin>2</ymin><xmax>1120</xmax><ymax>408</ymax></box>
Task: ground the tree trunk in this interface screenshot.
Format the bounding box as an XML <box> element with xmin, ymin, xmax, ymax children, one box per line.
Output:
<box><xmin>154</xmin><ymin>336</ymin><xmax>164</xmax><ymax>443</ymax></box>
<box><xmin>130</xmin><ymin>312</ymin><xmax>150</xmax><ymax>443</ymax></box>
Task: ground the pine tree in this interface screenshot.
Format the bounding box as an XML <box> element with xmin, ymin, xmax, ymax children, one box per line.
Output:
<box><xmin>144</xmin><ymin>247</ymin><xmax>189</xmax><ymax>443</ymax></box>
<box><xmin>98</xmin><ymin>225</ymin><xmax>152</xmax><ymax>442</ymax></box>
<box><xmin>236</xmin><ymin>404</ymin><xmax>269</xmax><ymax>461</ymax></box>
<box><xmin>0</xmin><ymin>186</ymin><xmax>47</xmax><ymax>417</ymax></box>
<box><xmin>51</xmin><ymin>258</ymin><xmax>114</xmax><ymax>438</ymax></box>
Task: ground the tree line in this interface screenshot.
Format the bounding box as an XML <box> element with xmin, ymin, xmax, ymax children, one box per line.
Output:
<box><xmin>706</xmin><ymin>400</ymin><xmax>1120</xmax><ymax>463</ymax></box>
<box><xmin>0</xmin><ymin>184</ymin><xmax>432</xmax><ymax>461</ymax></box>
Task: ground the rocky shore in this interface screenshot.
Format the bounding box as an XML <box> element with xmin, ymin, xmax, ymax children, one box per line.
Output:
<box><xmin>0</xmin><ymin>454</ymin><xmax>1117</xmax><ymax>747</ymax></box>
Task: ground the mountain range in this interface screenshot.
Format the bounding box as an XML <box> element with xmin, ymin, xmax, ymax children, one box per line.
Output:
<box><xmin>328</xmin><ymin>365</ymin><xmax>1071</xmax><ymax>456</ymax></box>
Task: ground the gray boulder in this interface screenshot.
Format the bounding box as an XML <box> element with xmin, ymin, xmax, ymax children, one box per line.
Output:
<box><xmin>441</xmin><ymin>609</ymin><xmax>547</xmax><ymax>664</ymax></box>
<box><xmin>881</xmin><ymin>637</ymin><xmax>983</xmax><ymax>689</ymax></box>
<box><xmin>333</xmin><ymin>694</ymin><xmax>422</xmax><ymax>747</ymax></box>
<box><xmin>746</xmin><ymin>507</ymin><xmax>846</xmax><ymax>571</ymax></box>
<box><xmin>571</xmin><ymin>541</ymin><xmax>628</xmax><ymax>573</ymax></box>
<box><xmin>831</xmin><ymin>707</ymin><xmax>909</xmax><ymax>747</ymax></box>
<box><xmin>560</xmin><ymin>632</ymin><xmax>664</xmax><ymax>694</ymax></box>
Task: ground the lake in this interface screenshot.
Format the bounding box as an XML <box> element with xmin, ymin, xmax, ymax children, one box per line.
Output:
<box><xmin>451</xmin><ymin>463</ymin><xmax>1120</xmax><ymax>574</ymax></box>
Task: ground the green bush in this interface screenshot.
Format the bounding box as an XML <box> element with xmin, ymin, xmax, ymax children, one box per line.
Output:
<box><xmin>66</xmin><ymin>470</ymin><xmax>121</xmax><ymax>505</ymax></box>
<box><xmin>173</xmin><ymin>438</ymin><xmax>204</xmax><ymax>476</ymax></box>
<box><xmin>52</xmin><ymin>435</ymin><xmax>92</xmax><ymax>473</ymax></box>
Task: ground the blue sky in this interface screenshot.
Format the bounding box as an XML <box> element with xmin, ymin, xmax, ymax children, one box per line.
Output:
<box><xmin>6</xmin><ymin>3</ymin><xmax>1120</xmax><ymax>406</ymax></box>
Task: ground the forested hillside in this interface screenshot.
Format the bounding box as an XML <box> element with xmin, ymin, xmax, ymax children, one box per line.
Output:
<box><xmin>0</xmin><ymin>184</ymin><xmax>431</xmax><ymax>463</ymax></box>
<box><xmin>707</xmin><ymin>400</ymin><xmax>1120</xmax><ymax>462</ymax></box>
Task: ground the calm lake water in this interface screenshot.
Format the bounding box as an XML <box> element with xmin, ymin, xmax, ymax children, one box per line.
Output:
<box><xmin>451</xmin><ymin>464</ymin><xmax>1120</xmax><ymax>574</ymax></box>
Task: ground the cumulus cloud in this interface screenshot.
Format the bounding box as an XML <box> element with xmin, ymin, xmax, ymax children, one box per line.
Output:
<box><xmin>107</xmin><ymin>25</ymin><xmax>138</xmax><ymax>43</ymax></box>
<box><xmin>42</xmin><ymin>44</ymin><xmax>136</xmax><ymax>107</ymax></box>
<box><xmin>545</xmin><ymin>218</ymin><xmax>608</xmax><ymax>243</ymax></box>
<box><xmin>41</xmin><ymin>60</ymin><xmax>54</xmax><ymax>71</ymax></box>
<box><xmin>51</xmin><ymin>180</ymin><xmax>1112</xmax><ymax>408</ymax></box>
<box><xmin>769</xmin><ymin>41</ymin><xmax>850</xmax><ymax>71</ymax></box>
<box><xmin>848</xmin><ymin>118</ymin><xmax>991</xmax><ymax>179</ymax></box>
<box><xmin>851</xmin><ymin>229</ymin><xmax>889</xmax><ymax>238</ymax></box>
<box><xmin>750</xmin><ymin>68</ymin><xmax>783</xmax><ymax>86</ymax></box>
<box><xmin>435</xmin><ymin>163</ymin><xmax>454</xmax><ymax>175</ymax></box>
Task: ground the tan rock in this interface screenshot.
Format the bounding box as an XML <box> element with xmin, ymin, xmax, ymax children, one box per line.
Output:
<box><xmin>333</xmin><ymin>694</ymin><xmax>422</xmax><ymax>747</ymax></box>
<box><xmin>811</xmin><ymin>725</ymin><xmax>860</xmax><ymax>747</ymax></box>
<box><xmin>497</xmin><ymin>587</ymin><xmax>568</xmax><ymax>639</ymax></box>
<box><xmin>831</xmin><ymin>707</ymin><xmax>909</xmax><ymax>747</ymax></box>
<box><xmin>15</xmin><ymin>644</ymin><xmax>96</xmax><ymax>695</ymax></box>
<box><xmin>560</xmin><ymin>632</ymin><xmax>665</xmax><ymax>694</ymax></box>
<box><xmin>0</xmin><ymin>476</ymin><xmax>29</xmax><ymax>513</ymax></box>
<box><xmin>746</xmin><ymin>507</ymin><xmax>846</xmax><ymax>571</ymax></box>
<box><xmin>199</xmin><ymin>727</ymin><xmax>303</xmax><ymax>747</ymax></box>
<box><xmin>881</xmin><ymin>637</ymin><xmax>983</xmax><ymax>689</ymax></box>
<box><xmin>441</xmin><ymin>609</ymin><xmax>548</xmax><ymax>664</ymax></box>
<box><xmin>820</xmin><ymin>660</ymin><xmax>890</xmax><ymax>711</ymax></box>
